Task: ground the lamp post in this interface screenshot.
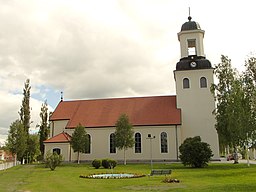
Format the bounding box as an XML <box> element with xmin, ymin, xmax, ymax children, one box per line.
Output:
<box><xmin>147</xmin><ymin>134</ymin><xmax>155</xmax><ymax>171</ymax></box>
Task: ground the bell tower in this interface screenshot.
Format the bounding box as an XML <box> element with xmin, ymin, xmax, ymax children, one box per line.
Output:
<box><xmin>174</xmin><ymin>16</ymin><xmax>219</xmax><ymax>159</ymax></box>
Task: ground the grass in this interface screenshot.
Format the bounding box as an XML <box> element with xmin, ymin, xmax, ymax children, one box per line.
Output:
<box><xmin>0</xmin><ymin>163</ymin><xmax>256</xmax><ymax>192</ymax></box>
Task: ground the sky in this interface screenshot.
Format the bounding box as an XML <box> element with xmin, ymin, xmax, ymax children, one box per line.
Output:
<box><xmin>0</xmin><ymin>0</ymin><xmax>255</xmax><ymax>145</ymax></box>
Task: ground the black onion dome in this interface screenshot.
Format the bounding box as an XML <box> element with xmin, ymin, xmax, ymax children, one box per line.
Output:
<box><xmin>176</xmin><ymin>56</ymin><xmax>212</xmax><ymax>71</ymax></box>
<box><xmin>181</xmin><ymin>16</ymin><xmax>201</xmax><ymax>31</ymax></box>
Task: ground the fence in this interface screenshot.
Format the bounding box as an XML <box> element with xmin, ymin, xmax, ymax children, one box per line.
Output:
<box><xmin>0</xmin><ymin>161</ymin><xmax>20</xmax><ymax>171</ymax></box>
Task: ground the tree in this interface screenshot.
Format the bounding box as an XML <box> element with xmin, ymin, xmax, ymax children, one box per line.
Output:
<box><xmin>114</xmin><ymin>114</ymin><xmax>134</xmax><ymax>165</ymax></box>
<box><xmin>70</xmin><ymin>124</ymin><xmax>89</xmax><ymax>164</ymax></box>
<box><xmin>19</xmin><ymin>79</ymin><xmax>31</xmax><ymax>135</ymax></box>
<box><xmin>179</xmin><ymin>136</ymin><xmax>213</xmax><ymax>168</ymax></box>
<box><xmin>211</xmin><ymin>55</ymin><xmax>256</xmax><ymax>163</ymax></box>
<box><xmin>6</xmin><ymin>120</ymin><xmax>27</xmax><ymax>162</ymax></box>
<box><xmin>38</xmin><ymin>101</ymin><xmax>50</xmax><ymax>159</ymax></box>
<box><xmin>18</xmin><ymin>79</ymin><xmax>31</xmax><ymax>163</ymax></box>
<box><xmin>27</xmin><ymin>134</ymin><xmax>41</xmax><ymax>163</ymax></box>
<box><xmin>45</xmin><ymin>151</ymin><xmax>63</xmax><ymax>171</ymax></box>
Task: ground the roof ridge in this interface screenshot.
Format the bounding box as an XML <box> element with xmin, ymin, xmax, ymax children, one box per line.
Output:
<box><xmin>61</xmin><ymin>95</ymin><xmax>176</xmax><ymax>103</ymax></box>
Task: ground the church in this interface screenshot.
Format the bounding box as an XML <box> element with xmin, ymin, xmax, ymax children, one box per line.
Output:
<box><xmin>44</xmin><ymin>16</ymin><xmax>220</xmax><ymax>162</ymax></box>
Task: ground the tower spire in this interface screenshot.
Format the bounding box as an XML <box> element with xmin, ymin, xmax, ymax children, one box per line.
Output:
<box><xmin>61</xmin><ymin>91</ymin><xmax>63</xmax><ymax>102</ymax></box>
<box><xmin>188</xmin><ymin>7</ymin><xmax>192</xmax><ymax>21</ymax></box>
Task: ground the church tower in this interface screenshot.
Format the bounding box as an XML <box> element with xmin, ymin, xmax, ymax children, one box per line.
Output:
<box><xmin>174</xmin><ymin>16</ymin><xmax>219</xmax><ymax>158</ymax></box>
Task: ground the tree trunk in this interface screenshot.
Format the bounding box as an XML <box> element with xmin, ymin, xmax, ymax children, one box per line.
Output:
<box><xmin>233</xmin><ymin>147</ymin><xmax>239</xmax><ymax>164</ymax></box>
<box><xmin>124</xmin><ymin>149</ymin><xmax>126</xmax><ymax>165</ymax></box>
<box><xmin>77</xmin><ymin>151</ymin><xmax>80</xmax><ymax>164</ymax></box>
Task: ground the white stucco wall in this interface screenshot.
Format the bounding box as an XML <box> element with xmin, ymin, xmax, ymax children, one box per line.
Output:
<box><xmin>45</xmin><ymin>124</ymin><xmax>181</xmax><ymax>162</ymax></box>
<box><xmin>49</xmin><ymin>120</ymin><xmax>69</xmax><ymax>137</ymax></box>
<box><xmin>44</xmin><ymin>142</ymin><xmax>71</xmax><ymax>161</ymax></box>
<box><xmin>174</xmin><ymin>68</ymin><xmax>219</xmax><ymax>159</ymax></box>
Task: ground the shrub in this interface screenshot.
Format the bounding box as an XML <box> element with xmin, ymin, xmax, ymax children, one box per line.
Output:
<box><xmin>101</xmin><ymin>159</ymin><xmax>117</xmax><ymax>169</ymax></box>
<box><xmin>102</xmin><ymin>159</ymin><xmax>110</xmax><ymax>169</ymax></box>
<box><xmin>108</xmin><ymin>159</ymin><xmax>117</xmax><ymax>168</ymax></box>
<box><xmin>45</xmin><ymin>151</ymin><xmax>63</xmax><ymax>171</ymax></box>
<box><xmin>179</xmin><ymin>136</ymin><xmax>213</xmax><ymax>168</ymax></box>
<box><xmin>92</xmin><ymin>159</ymin><xmax>101</xmax><ymax>169</ymax></box>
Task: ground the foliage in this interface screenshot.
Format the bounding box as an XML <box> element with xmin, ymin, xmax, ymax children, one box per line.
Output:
<box><xmin>179</xmin><ymin>136</ymin><xmax>213</xmax><ymax>168</ymax></box>
<box><xmin>243</xmin><ymin>56</ymin><xmax>256</xmax><ymax>146</ymax></box>
<box><xmin>19</xmin><ymin>79</ymin><xmax>31</xmax><ymax>135</ymax></box>
<box><xmin>38</xmin><ymin>101</ymin><xmax>50</xmax><ymax>159</ymax></box>
<box><xmin>70</xmin><ymin>124</ymin><xmax>89</xmax><ymax>164</ymax></box>
<box><xmin>108</xmin><ymin>159</ymin><xmax>117</xmax><ymax>168</ymax></box>
<box><xmin>114</xmin><ymin>114</ymin><xmax>134</xmax><ymax>165</ymax></box>
<box><xmin>101</xmin><ymin>159</ymin><xmax>117</xmax><ymax>169</ymax></box>
<box><xmin>45</xmin><ymin>151</ymin><xmax>63</xmax><ymax>171</ymax></box>
<box><xmin>27</xmin><ymin>134</ymin><xmax>41</xmax><ymax>163</ymax></box>
<box><xmin>16</xmin><ymin>79</ymin><xmax>31</xmax><ymax>162</ymax></box>
<box><xmin>211</xmin><ymin>55</ymin><xmax>256</xmax><ymax>161</ymax></box>
<box><xmin>6</xmin><ymin>120</ymin><xmax>27</xmax><ymax>162</ymax></box>
<box><xmin>101</xmin><ymin>159</ymin><xmax>110</xmax><ymax>169</ymax></box>
<box><xmin>92</xmin><ymin>159</ymin><xmax>101</xmax><ymax>169</ymax></box>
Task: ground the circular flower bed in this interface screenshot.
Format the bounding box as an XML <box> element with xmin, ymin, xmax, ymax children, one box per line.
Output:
<box><xmin>80</xmin><ymin>173</ymin><xmax>145</xmax><ymax>179</ymax></box>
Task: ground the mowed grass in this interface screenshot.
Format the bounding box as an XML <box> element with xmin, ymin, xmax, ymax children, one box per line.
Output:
<box><xmin>0</xmin><ymin>163</ymin><xmax>256</xmax><ymax>192</ymax></box>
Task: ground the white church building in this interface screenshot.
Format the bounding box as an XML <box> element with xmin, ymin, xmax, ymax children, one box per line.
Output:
<box><xmin>44</xmin><ymin>16</ymin><xmax>220</xmax><ymax>162</ymax></box>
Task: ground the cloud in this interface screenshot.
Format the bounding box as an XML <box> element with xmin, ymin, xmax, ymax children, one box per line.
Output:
<box><xmin>0</xmin><ymin>0</ymin><xmax>255</xmax><ymax>144</ymax></box>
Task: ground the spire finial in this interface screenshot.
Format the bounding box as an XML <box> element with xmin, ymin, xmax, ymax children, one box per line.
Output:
<box><xmin>188</xmin><ymin>7</ymin><xmax>192</xmax><ymax>21</ymax></box>
<box><xmin>61</xmin><ymin>91</ymin><xmax>63</xmax><ymax>102</ymax></box>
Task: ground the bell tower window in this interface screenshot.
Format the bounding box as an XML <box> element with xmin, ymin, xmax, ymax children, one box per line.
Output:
<box><xmin>183</xmin><ymin>78</ymin><xmax>190</xmax><ymax>89</ymax></box>
<box><xmin>188</xmin><ymin>39</ymin><xmax>196</xmax><ymax>56</ymax></box>
<box><xmin>200</xmin><ymin>77</ymin><xmax>207</xmax><ymax>88</ymax></box>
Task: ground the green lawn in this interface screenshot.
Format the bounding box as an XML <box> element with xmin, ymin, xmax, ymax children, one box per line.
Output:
<box><xmin>0</xmin><ymin>163</ymin><xmax>256</xmax><ymax>192</ymax></box>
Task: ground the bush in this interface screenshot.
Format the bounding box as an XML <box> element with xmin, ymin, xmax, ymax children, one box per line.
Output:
<box><xmin>45</xmin><ymin>151</ymin><xmax>63</xmax><ymax>171</ymax></box>
<box><xmin>179</xmin><ymin>136</ymin><xmax>213</xmax><ymax>168</ymax></box>
<box><xmin>101</xmin><ymin>159</ymin><xmax>110</xmax><ymax>169</ymax></box>
<box><xmin>101</xmin><ymin>159</ymin><xmax>117</xmax><ymax>169</ymax></box>
<box><xmin>92</xmin><ymin>159</ymin><xmax>101</xmax><ymax>169</ymax></box>
<box><xmin>108</xmin><ymin>159</ymin><xmax>117</xmax><ymax>168</ymax></box>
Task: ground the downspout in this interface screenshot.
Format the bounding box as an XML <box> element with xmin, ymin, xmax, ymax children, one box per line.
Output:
<box><xmin>52</xmin><ymin>121</ymin><xmax>54</xmax><ymax>137</ymax></box>
<box><xmin>175</xmin><ymin>125</ymin><xmax>179</xmax><ymax>161</ymax></box>
<box><xmin>69</xmin><ymin>143</ymin><xmax>72</xmax><ymax>162</ymax></box>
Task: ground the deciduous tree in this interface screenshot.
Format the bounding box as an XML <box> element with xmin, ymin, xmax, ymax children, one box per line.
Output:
<box><xmin>212</xmin><ymin>55</ymin><xmax>256</xmax><ymax>163</ymax></box>
<box><xmin>6</xmin><ymin>120</ymin><xmax>27</xmax><ymax>162</ymax></box>
<box><xmin>114</xmin><ymin>114</ymin><xmax>134</xmax><ymax>165</ymax></box>
<box><xmin>70</xmin><ymin>124</ymin><xmax>89</xmax><ymax>164</ymax></box>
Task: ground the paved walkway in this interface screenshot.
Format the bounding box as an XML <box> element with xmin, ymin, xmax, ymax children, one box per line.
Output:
<box><xmin>213</xmin><ymin>158</ymin><xmax>256</xmax><ymax>164</ymax></box>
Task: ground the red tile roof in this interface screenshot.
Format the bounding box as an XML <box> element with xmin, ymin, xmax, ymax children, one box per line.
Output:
<box><xmin>44</xmin><ymin>132</ymin><xmax>71</xmax><ymax>143</ymax></box>
<box><xmin>50</xmin><ymin>95</ymin><xmax>181</xmax><ymax>128</ymax></box>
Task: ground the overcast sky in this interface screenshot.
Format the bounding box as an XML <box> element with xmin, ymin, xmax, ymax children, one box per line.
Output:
<box><xmin>0</xmin><ymin>0</ymin><xmax>255</xmax><ymax>145</ymax></box>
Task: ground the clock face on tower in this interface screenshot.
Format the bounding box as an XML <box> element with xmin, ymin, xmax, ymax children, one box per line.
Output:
<box><xmin>190</xmin><ymin>61</ymin><xmax>197</xmax><ymax>68</ymax></box>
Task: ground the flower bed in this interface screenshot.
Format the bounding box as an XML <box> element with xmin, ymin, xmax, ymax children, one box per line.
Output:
<box><xmin>80</xmin><ymin>173</ymin><xmax>145</xmax><ymax>179</ymax></box>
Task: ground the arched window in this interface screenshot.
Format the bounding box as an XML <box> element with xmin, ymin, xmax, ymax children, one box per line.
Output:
<box><xmin>160</xmin><ymin>132</ymin><xmax>168</xmax><ymax>153</ymax></box>
<box><xmin>85</xmin><ymin>134</ymin><xmax>91</xmax><ymax>154</ymax></box>
<box><xmin>110</xmin><ymin>133</ymin><xmax>116</xmax><ymax>153</ymax></box>
<box><xmin>200</xmin><ymin>77</ymin><xmax>207</xmax><ymax>88</ymax></box>
<box><xmin>135</xmin><ymin>132</ymin><xmax>141</xmax><ymax>153</ymax></box>
<box><xmin>183</xmin><ymin>78</ymin><xmax>190</xmax><ymax>89</ymax></box>
<box><xmin>53</xmin><ymin>148</ymin><xmax>61</xmax><ymax>155</ymax></box>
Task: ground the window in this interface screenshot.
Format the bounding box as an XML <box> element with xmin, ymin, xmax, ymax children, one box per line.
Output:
<box><xmin>187</xmin><ymin>39</ymin><xmax>196</xmax><ymax>55</ymax></box>
<box><xmin>110</xmin><ymin>133</ymin><xmax>116</xmax><ymax>153</ymax></box>
<box><xmin>160</xmin><ymin>132</ymin><xmax>168</xmax><ymax>153</ymax></box>
<box><xmin>53</xmin><ymin>148</ymin><xmax>61</xmax><ymax>155</ymax></box>
<box><xmin>135</xmin><ymin>133</ymin><xmax>141</xmax><ymax>153</ymax></box>
<box><xmin>183</xmin><ymin>78</ymin><xmax>190</xmax><ymax>89</ymax></box>
<box><xmin>85</xmin><ymin>134</ymin><xmax>91</xmax><ymax>154</ymax></box>
<box><xmin>200</xmin><ymin>77</ymin><xmax>207</xmax><ymax>88</ymax></box>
